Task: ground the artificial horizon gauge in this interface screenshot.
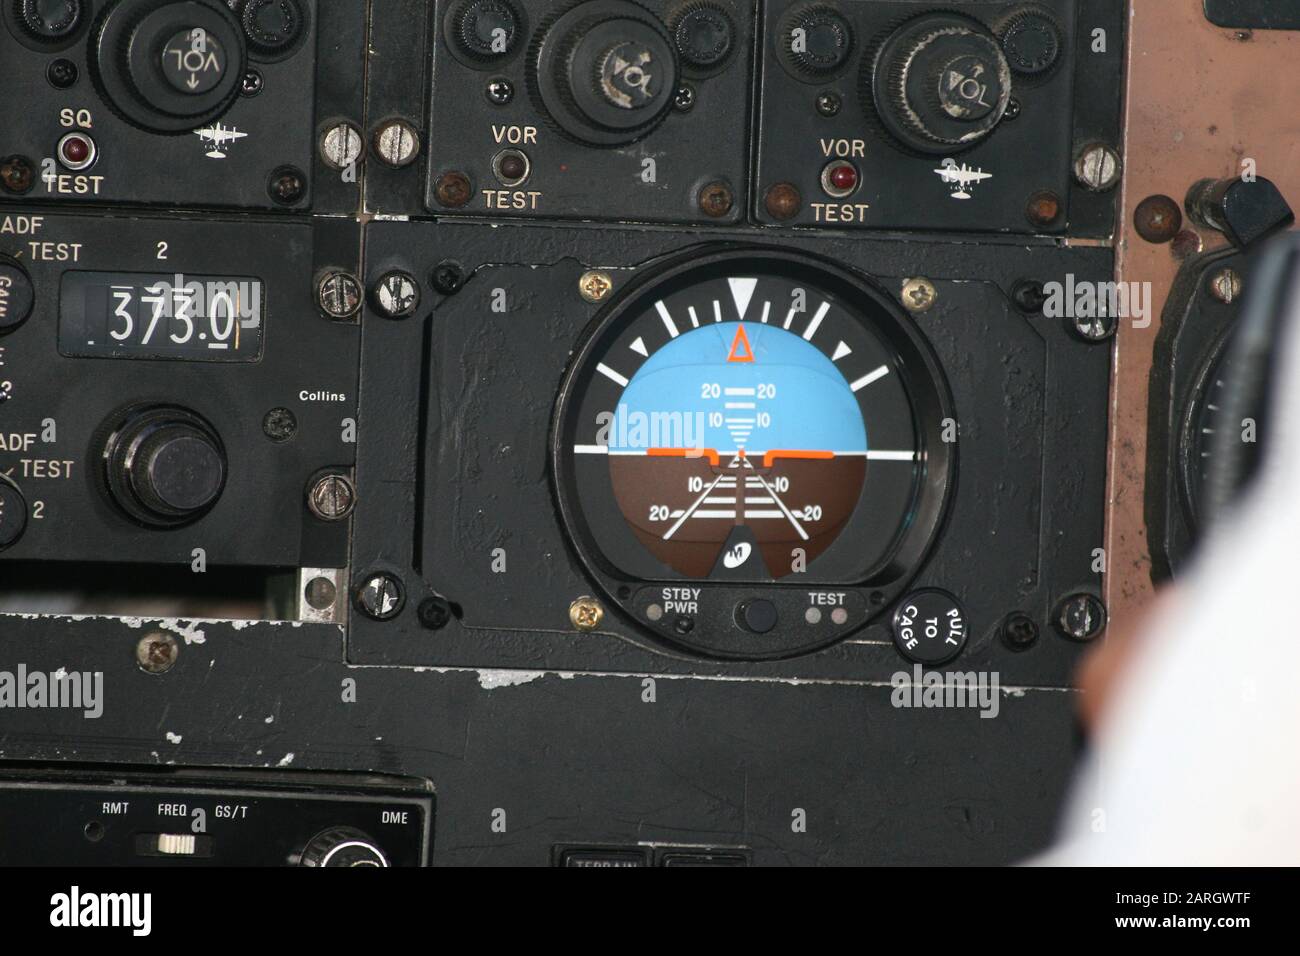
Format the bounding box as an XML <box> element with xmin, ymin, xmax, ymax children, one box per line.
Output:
<box><xmin>552</xmin><ymin>248</ymin><xmax>954</xmax><ymax>658</ymax></box>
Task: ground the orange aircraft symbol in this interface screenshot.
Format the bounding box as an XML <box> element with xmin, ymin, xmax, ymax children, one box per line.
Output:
<box><xmin>727</xmin><ymin>325</ymin><xmax>754</xmax><ymax>363</ymax></box>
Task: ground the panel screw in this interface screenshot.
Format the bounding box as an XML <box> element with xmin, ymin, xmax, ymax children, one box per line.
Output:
<box><xmin>1071</xmin><ymin>310</ymin><xmax>1118</xmax><ymax>342</ymax></box>
<box><xmin>1002</xmin><ymin>97</ymin><xmax>1021</xmax><ymax>120</ymax></box>
<box><xmin>262</xmin><ymin>407</ymin><xmax>297</xmax><ymax>442</ymax></box>
<box><xmin>241</xmin><ymin>70</ymin><xmax>263</xmax><ymax>96</ymax></box>
<box><xmin>815</xmin><ymin>91</ymin><xmax>841</xmax><ymax>116</ymax></box>
<box><xmin>267</xmin><ymin>165</ymin><xmax>306</xmax><ymax>204</ymax></box>
<box><xmin>0</xmin><ymin>155</ymin><xmax>36</xmax><ymax>194</ymax></box>
<box><xmin>1026</xmin><ymin>190</ymin><xmax>1062</xmax><ymax>228</ymax></box>
<box><xmin>1134</xmin><ymin>194</ymin><xmax>1182</xmax><ymax>243</ymax></box>
<box><xmin>308</xmin><ymin>473</ymin><xmax>356</xmax><ymax>521</ymax></box>
<box><xmin>434</xmin><ymin>170</ymin><xmax>472</xmax><ymax>207</ymax></box>
<box><xmin>569</xmin><ymin>596</ymin><xmax>604</xmax><ymax>631</ymax></box>
<box><xmin>372</xmin><ymin>270</ymin><xmax>421</xmax><ymax>318</ymax></box>
<box><xmin>1001</xmin><ymin>612</ymin><xmax>1039</xmax><ymax>650</ymax></box>
<box><xmin>320</xmin><ymin>122</ymin><xmax>363</xmax><ymax>171</ymax></box>
<box><xmin>356</xmin><ymin>573</ymin><xmax>404</xmax><ymax>621</ymax></box>
<box><xmin>764</xmin><ymin>182</ymin><xmax>801</xmax><ymax>220</ymax></box>
<box><xmin>485</xmin><ymin>77</ymin><xmax>514</xmax><ymax>105</ymax></box>
<box><xmin>1209</xmin><ymin>268</ymin><xmax>1243</xmax><ymax>304</ymax></box>
<box><xmin>901</xmin><ymin>277</ymin><xmax>938</xmax><ymax>313</ymax></box>
<box><xmin>418</xmin><ymin>596</ymin><xmax>453</xmax><ymax>630</ymax></box>
<box><xmin>1054</xmin><ymin>593</ymin><xmax>1107</xmax><ymax>641</ymax></box>
<box><xmin>304</xmin><ymin>576</ymin><xmax>338</xmax><ymax>611</ymax></box>
<box><xmin>578</xmin><ymin>271</ymin><xmax>613</xmax><ymax>303</ymax></box>
<box><xmin>1171</xmin><ymin>229</ymin><xmax>1203</xmax><ymax>260</ymax></box>
<box><xmin>673</xmin><ymin>84</ymin><xmax>696</xmax><ymax>111</ymax></box>
<box><xmin>373</xmin><ymin>119</ymin><xmax>420</xmax><ymax>167</ymax></box>
<box><xmin>698</xmin><ymin>181</ymin><xmax>734</xmax><ymax>218</ymax></box>
<box><xmin>1074</xmin><ymin>143</ymin><xmax>1121</xmax><ymax>192</ymax></box>
<box><xmin>1011</xmin><ymin>279</ymin><xmax>1047</xmax><ymax>313</ymax></box>
<box><xmin>47</xmin><ymin>59</ymin><xmax>78</xmax><ymax>88</ymax></box>
<box><xmin>136</xmin><ymin>631</ymin><xmax>178</xmax><ymax>674</ymax></box>
<box><xmin>431</xmin><ymin>260</ymin><xmax>464</xmax><ymax>295</ymax></box>
<box><xmin>317</xmin><ymin>271</ymin><xmax>362</xmax><ymax>318</ymax></box>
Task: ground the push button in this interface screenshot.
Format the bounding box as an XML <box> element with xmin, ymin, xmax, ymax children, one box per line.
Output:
<box><xmin>735</xmin><ymin>598</ymin><xmax>778</xmax><ymax>634</ymax></box>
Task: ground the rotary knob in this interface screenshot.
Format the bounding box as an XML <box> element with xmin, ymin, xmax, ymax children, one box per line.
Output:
<box><xmin>870</xmin><ymin>13</ymin><xmax>1012</xmax><ymax>154</ymax></box>
<box><xmin>533</xmin><ymin>0</ymin><xmax>679</xmax><ymax>146</ymax></box>
<box><xmin>779</xmin><ymin>4</ymin><xmax>853</xmax><ymax>80</ymax></box>
<box><xmin>300</xmin><ymin>827</ymin><xmax>390</xmax><ymax>868</ymax></box>
<box><xmin>240</xmin><ymin>0</ymin><xmax>308</xmax><ymax>59</ymax></box>
<box><xmin>672</xmin><ymin>2</ymin><xmax>734</xmax><ymax>71</ymax></box>
<box><xmin>18</xmin><ymin>0</ymin><xmax>83</xmax><ymax>41</ymax></box>
<box><xmin>90</xmin><ymin>0</ymin><xmax>248</xmax><ymax>134</ymax></box>
<box><xmin>450</xmin><ymin>0</ymin><xmax>521</xmax><ymax>62</ymax></box>
<box><xmin>102</xmin><ymin>406</ymin><xmax>227</xmax><ymax>527</ymax></box>
<box><xmin>999</xmin><ymin>9</ymin><xmax>1062</xmax><ymax>76</ymax></box>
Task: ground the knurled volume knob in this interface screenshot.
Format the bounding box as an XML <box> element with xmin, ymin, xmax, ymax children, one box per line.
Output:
<box><xmin>90</xmin><ymin>0</ymin><xmax>248</xmax><ymax>134</ymax></box>
<box><xmin>451</xmin><ymin>0</ymin><xmax>521</xmax><ymax>62</ymax></box>
<box><xmin>999</xmin><ymin>8</ymin><xmax>1062</xmax><ymax>76</ymax></box>
<box><xmin>240</xmin><ymin>0</ymin><xmax>308</xmax><ymax>59</ymax></box>
<box><xmin>871</xmin><ymin>13</ymin><xmax>1012</xmax><ymax>154</ymax></box>
<box><xmin>534</xmin><ymin>0</ymin><xmax>679</xmax><ymax>146</ymax></box>
<box><xmin>18</xmin><ymin>0</ymin><xmax>83</xmax><ymax>41</ymax></box>
<box><xmin>300</xmin><ymin>827</ymin><xmax>390</xmax><ymax>868</ymax></box>
<box><xmin>102</xmin><ymin>406</ymin><xmax>227</xmax><ymax>527</ymax></box>
<box><xmin>672</xmin><ymin>2</ymin><xmax>734</xmax><ymax>71</ymax></box>
<box><xmin>779</xmin><ymin>3</ymin><xmax>853</xmax><ymax>80</ymax></box>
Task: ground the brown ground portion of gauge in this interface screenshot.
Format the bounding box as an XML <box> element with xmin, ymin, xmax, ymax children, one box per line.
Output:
<box><xmin>609</xmin><ymin>454</ymin><xmax>865</xmax><ymax>578</ymax></box>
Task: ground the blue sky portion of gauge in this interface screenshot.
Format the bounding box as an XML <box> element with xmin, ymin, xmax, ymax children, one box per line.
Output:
<box><xmin>609</xmin><ymin>322</ymin><xmax>868</xmax><ymax>454</ymax></box>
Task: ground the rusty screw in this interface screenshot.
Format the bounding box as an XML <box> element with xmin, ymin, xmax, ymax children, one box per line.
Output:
<box><xmin>373</xmin><ymin>119</ymin><xmax>420</xmax><ymax>168</ymax></box>
<box><xmin>579</xmin><ymin>271</ymin><xmax>613</xmax><ymax>303</ymax></box>
<box><xmin>1134</xmin><ymin>194</ymin><xmax>1183</xmax><ymax>244</ymax></box>
<box><xmin>698</xmin><ymin>181</ymin><xmax>734</xmax><ymax>218</ymax></box>
<box><xmin>434</xmin><ymin>170</ymin><xmax>472</xmax><ymax>208</ymax></box>
<box><xmin>569</xmin><ymin>596</ymin><xmax>605</xmax><ymax>632</ymax></box>
<box><xmin>1026</xmin><ymin>190</ymin><xmax>1062</xmax><ymax>228</ymax></box>
<box><xmin>901</xmin><ymin>277</ymin><xmax>938</xmax><ymax>313</ymax></box>
<box><xmin>764</xmin><ymin>182</ymin><xmax>802</xmax><ymax>221</ymax></box>
<box><xmin>317</xmin><ymin>271</ymin><xmax>362</xmax><ymax>319</ymax></box>
<box><xmin>0</xmin><ymin>155</ymin><xmax>35</xmax><ymax>194</ymax></box>
<box><xmin>1073</xmin><ymin>143</ymin><xmax>1121</xmax><ymax>192</ymax></box>
<box><xmin>1209</xmin><ymin>268</ymin><xmax>1243</xmax><ymax>304</ymax></box>
<box><xmin>308</xmin><ymin>474</ymin><xmax>356</xmax><ymax>521</ymax></box>
<box><xmin>136</xmin><ymin>631</ymin><xmax>179</xmax><ymax>674</ymax></box>
<box><xmin>1171</xmin><ymin>229</ymin><xmax>1203</xmax><ymax>260</ymax></box>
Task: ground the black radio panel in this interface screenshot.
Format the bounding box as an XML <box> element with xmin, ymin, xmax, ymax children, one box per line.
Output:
<box><xmin>0</xmin><ymin>768</ymin><xmax>433</xmax><ymax>866</ymax></box>
<box><xmin>0</xmin><ymin>0</ymin><xmax>365</xmax><ymax>213</ymax></box>
<box><xmin>0</xmin><ymin>211</ymin><xmax>359</xmax><ymax>570</ymax></box>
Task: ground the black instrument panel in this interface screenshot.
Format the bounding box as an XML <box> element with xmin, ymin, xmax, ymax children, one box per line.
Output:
<box><xmin>0</xmin><ymin>0</ymin><xmax>1128</xmax><ymax>867</ymax></box>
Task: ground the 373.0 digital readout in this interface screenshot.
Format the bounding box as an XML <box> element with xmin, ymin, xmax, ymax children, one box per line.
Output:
<box><xmin>58</xmin><ymin>271</ymin><xmax>263</xmax><ymax>361</ymax></box>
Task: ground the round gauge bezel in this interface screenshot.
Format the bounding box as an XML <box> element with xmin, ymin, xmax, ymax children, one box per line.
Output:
<box><xmin>550</xmin><ymin>245</ymin><xmax>956</xmax><ymax>658</ymax></box>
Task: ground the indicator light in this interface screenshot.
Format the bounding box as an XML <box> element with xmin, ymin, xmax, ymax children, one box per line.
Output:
<box><xmin>56</xmin><ymin>130</ymin><xmax>96</xmax><ymax>171</ymax></box>
<box><xmin>492</xmin><ymin>148</ymin><xmax>530</xmax><ymax>187</ymax></box>
<box><xmin>821</xmin><ymin>159</ymin><xmax>858</xmax><ymax>198</ymax></box>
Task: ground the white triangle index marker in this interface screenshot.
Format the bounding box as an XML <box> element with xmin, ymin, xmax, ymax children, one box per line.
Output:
<box><xmin>832</xmin><ymin>341</ymin><xmax>852</xmax><ymax>361</ymax></box>
<box><xmin>728</xmin><ymin>277</ymin><xmax>758</xmax><ymax>320</ymax></box>
<box><xmin>629</xmin><ymin>336</ymin><xmax>648</xmax><ymax>356</ymax></box>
